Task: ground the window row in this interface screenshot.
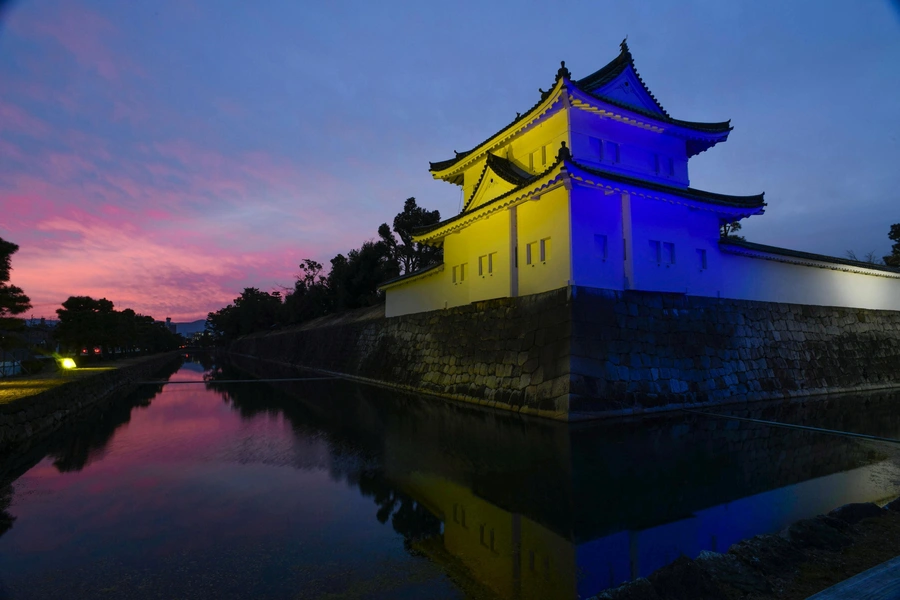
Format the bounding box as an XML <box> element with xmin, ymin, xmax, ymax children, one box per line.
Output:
<box><xmin>451</xmin><ymin>263</ymin><xmax>467</xmax><ymax>284</ymax></box>
<box><xmin>525</xmin><ymin>237</ymin><xmax>551</xmax><ymax>266</ymax></box>
<box><xmin>648</xmin><ymin>240</ymin><xmax>709</xmax><ymax>270</ymax></box>
<box><xmin>478</xmin><ymin>252</ymin><xmax>497</xmax><ymax>276</ymax></box>
<box><xmin>588</xmin><ymin>137</ymin><xmax>676</xmax><ymax>176</ymax></box>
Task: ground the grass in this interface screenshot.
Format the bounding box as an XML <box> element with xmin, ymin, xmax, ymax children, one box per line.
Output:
<box><xmin>0</xmin><ymin>358</ymin><xmax>152</xmax><ymax>406</ymax></box>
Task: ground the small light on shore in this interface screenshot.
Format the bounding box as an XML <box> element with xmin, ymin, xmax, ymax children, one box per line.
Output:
<box><xmin>61</xmin><ymin>358</ymin><xmax>77</xmax><ymax>369</ymax></box>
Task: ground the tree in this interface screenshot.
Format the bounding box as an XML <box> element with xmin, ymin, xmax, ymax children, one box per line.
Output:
<box><xmin>206</xmin><ymin>288</ymin><xmax>284</xmax><ymax>343</ymax></box>
<box><xmin>328</xmin><ymin>240</ymin><xmax>398</xmax><ymax>311</ymax></box>
<box><xmin>55</xmin><ymin>297</ymin><xmax>179</xmax><ymax>356</ymax></box>
<box><xmin>55</xmin><ymin>296</ymin><xmax>116</xmax><ymax>355</ymax></box>
<box><xmin>282</xmin><ymin>259</ymin><xmax>331</xmax><ymax>324</ymax></box>
<box><xmin>884</xmin><ymin>224</ymin><xmax>900</xmax><ymax>267</ymax></box>
<box><xmin>378</xmin><ymin>198</ymin><xmax>442</xmax><ymax>275</ymax></box>
<box><xmin>720</xmin><ymin>220</ymin><xmax>745</xmax><ymax>241</ymax></box>
<box><xmin>0</xmin><ymin>238</ymin><xmax>31</xmax><ymax>345</ymax></box>
<box><xmin>845</xmin><ymin>250</ymin><xmax>884</xmax><ymax>265</ymax></box>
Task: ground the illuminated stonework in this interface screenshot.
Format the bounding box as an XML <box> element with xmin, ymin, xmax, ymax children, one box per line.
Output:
<box><xmin>380</xmin><ymin>41</ymin><xmax>900</xmax><ymax>317</ymax></box>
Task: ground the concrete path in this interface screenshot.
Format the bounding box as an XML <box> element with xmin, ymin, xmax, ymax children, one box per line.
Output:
<box><xmin>807</xmin><ymin>555</ymin><xmax>900</xmax><ymax>599</ymax></box>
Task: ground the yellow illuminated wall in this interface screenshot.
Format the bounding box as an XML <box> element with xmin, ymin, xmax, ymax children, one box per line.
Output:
<box><xmin>462</xmin><ymin>109</ymin><xmax>569</xmax><ymax>211</ymax></box>
<box><xmin>517</xmin><ymin>186</ymin><xmax>571</xmax><ymax>297</ymax></box>
<box><xmin>400</xmin><ymin>472</ymin><xmax>578</xmax><ymax>600</ymax></box>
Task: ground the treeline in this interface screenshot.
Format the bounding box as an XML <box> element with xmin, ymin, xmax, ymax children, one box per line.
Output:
<box><xmin>1</xmin><ymin>238</ymin><xmax>181</xmax><ymax>362</ymax></box>
<box><xmin>55</xmin><ymin>296</ymin><xmax>182</xmax><ymax>357</ymax></box>
<box><xmin>206</xmin><ymin>198</ymin><xmax>441</xmax><ymax>342</ymax></box>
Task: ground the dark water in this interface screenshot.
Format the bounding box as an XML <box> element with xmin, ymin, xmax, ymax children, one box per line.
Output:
<box><xmin>1</xmin><ymin>356</ymin><xmax>900</xmax><ymax>599</ymax></box>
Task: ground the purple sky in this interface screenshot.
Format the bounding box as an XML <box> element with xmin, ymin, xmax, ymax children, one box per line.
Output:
<box><xmin>1</xmin><ymin>0</ymin><xmax>898</xmax><ymax>321</ymax></box>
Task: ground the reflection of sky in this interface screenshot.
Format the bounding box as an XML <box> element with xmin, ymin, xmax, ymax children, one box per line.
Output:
<box><xmin>4</xmin><ymin>363</ymin><xmax>900</xmax><ymax>598</ymax></box>
<box><xmin>0</xmin><ymin>367</ymin><xmax>457</xmax><ymax>599</ymax></box>
<box><xmin>1</xmin><ymin>1</ymin><xmax>899</xmax><ymax>321</ymax></box>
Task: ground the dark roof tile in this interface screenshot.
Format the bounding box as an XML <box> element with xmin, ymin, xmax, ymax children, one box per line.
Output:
<box><xmin>720</xmin><ymin>239</ymin><xmax>900</xmax><ymax>274</ymax></box>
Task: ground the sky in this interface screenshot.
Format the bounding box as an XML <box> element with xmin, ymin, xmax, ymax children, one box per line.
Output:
<box><xmin>1</xmin><ymin>0</ymin><xmax>899</xmax><ymax>321</ymax></box>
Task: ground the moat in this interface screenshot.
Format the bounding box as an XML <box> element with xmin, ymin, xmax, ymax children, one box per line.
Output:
<box><xmin>1</xmin><ymin>355</ymin><xmax>899</xmax><ymax>599</ymax></box>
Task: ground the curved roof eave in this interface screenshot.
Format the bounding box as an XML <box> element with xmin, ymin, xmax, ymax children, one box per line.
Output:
<box><xmin>428</xmin><ymin>79</ymin><xmax>568</xmax><ymax>179</ymax></box>
<box><xmin>566</xmin><ymin>160</ymin><xmax>765</xmax><ymax>212</ymax></box>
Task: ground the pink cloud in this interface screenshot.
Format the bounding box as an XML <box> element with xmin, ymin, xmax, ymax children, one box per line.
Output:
<box><xmin>0</xmin><ymin>101</ymin><xmax>51</xmax><ymax>137</ymax></box>
<box><xmin>9</xmin><ymin>3</ymin><xmax>140</xmax><ymax>82</ymax></box>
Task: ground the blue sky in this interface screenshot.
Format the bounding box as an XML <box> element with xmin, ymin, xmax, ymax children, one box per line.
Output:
<box><xmin>1</xmin><ymin>0</ymin><xmax>898</xmax><ymax>319</ymax></box>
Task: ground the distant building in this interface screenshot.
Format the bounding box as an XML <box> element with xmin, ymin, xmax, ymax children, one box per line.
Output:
<box><xmin>380</xmin><ymin>40</ymin><xmax>900</xmax><ymax>317</ymax></box>
<box><xmin>165</xmin><ymin>318</ymin><xmax>176</xmax><ymax>334</ymax></box>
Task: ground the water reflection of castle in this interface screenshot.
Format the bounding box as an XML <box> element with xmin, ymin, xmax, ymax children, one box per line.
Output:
<box><xmin>217</xmin><ymin>358</ymin><xmax>900</xmax><ymax>598</ymax></box>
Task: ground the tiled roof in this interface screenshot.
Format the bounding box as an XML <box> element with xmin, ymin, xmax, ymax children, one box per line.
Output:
<box><xmin>575</xmin><ymin>40</ymin><xmax>731</xmax><ymax>135</ymax></box>
<box><xmin>571</xmin><ymin>161</ymin><xmax>765</xmax><ymax>208</ymax></box>
<box><xmin>720</xmin><ymin>239</ymin><xmax>900</xmax><ymax>275</ymax></box>
<box><xmin>428</xmin><ymin>81</ymin><xmax>562</xmax><ymax>173</ymax></box>
<box><xmin>461</xmin><ymin>153</ymin><xmax>537</xmax><ymax>212</ymax></box>
<box><xmin>462</xmin><ymin>153</ymin><xmax>537</xmax><ymax>212</ymax></box>
<box><xmin>429</xmin><ymin>41</ymin><xmax>731</xmax><ymax>174</ymax></box>
<box><xmin>378</xmin><ymin>262</ymin><xmax>444</xmax><ymax>288</ymax></box>
<box><xmin>487</xmin><ymin>153</ymin><xmax>534</xmax><ymax>185</ymax></box>
<box><xmin>416</xmin><ymin>154</ymin><xmax>568</xmax><ymax>237</ymax></box>
<box><xmin>415</xmin><ymin>144</ymin><xmax>762</xmax><ymax>240</ymax></box>
<box><xmin>577</xmin><ymin>39</ymin><xmax>669</xmax><ymax>116</ymax></box>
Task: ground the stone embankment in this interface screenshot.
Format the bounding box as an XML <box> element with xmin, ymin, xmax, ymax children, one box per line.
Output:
<box><xmin>592</xmin><ymin>500</ymin><xmax>900</xmax><ymax>600</ymax></box>
<box><xmin>0</xmin><ymin>352</ymin><xmax>180</xmax><ymax>455</ymax></box>
<box><xmin>230</xmin><ymin>285</ymin><xmax>900</xmax><ymax>421</ymax></box>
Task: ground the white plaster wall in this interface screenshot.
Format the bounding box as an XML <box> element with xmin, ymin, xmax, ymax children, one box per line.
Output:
<box><xmin>462</xmin><ymin>210</ymin><xmax>512</xmax><ymax>303</ymax></box>
<box><xmin>569</xmin><ymin>185</ymin><xmax>625</xmax><ymax>290</ymax></box>
<box><xmin>628</xmin><ymin>197</ymin><xmax>721</xmax><ymax>295</ymax></box>
<box><xmin>715</xmin><ymin>251</ymin><xmax>900</xmax><ymax>311</ymax></box>
<box><xmin>517</xmin><ymin>187</ymin><xmax>571</xmax><ymax>297</ymax></box>
<box><xmin>384</xmin><ymin>272</ymin><xmax>446</xmax><ymax>317</ymax></box>
<box><xmin>568</xmin><ymin>108</ymin><xmax>689</xmax><ymax>185</ymax></box>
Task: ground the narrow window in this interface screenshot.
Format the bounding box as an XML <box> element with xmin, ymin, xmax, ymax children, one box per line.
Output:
<box><xmin>489</xmin><ymin>529</ymin><xmax>496</xmax><ymax>551</ymax></box>
<box><xmin>452</xmin><ymin>265</ymin><xmax>459</xmax><ymax>283</ymax></box>
<box><xmin>697</xmin><ymin>248</ymin><xmax>707</xmax><ymax>270</ymax></box>
<box><xmin>623</xmin><ymin>238</ymin><xmax>627</xmax><ymax>261</ymax></box>
<box><xmin>526</xmin><ymin>241</ymin><xmax>538</xmax><ymax>265</ymax></box>
<box><xmin>608</xmin><ymin>142</ymin><xmax>620</xmax><ymax>163</ymax></box>
<box><xmin>649</xmin><ymin>240</ymin><xmax>661</xmax><ymax>263</ymax></box>
<box><xmin>594</xmin><ymin>234</ymin><xmax>608</xmax><ymax>260</ymax></box>
<box><xmin>479</xmin><ymin>524</ymin><xmax>486</xmax><ymax>546</ymax></box>
<box><xmin>540</xmin><ymin>237</ymin><xmax>551</xmax><ymax>262</ymax></box>
<box><xmin>541</xmin><ymin>145</ymin><xmax>547</xmax><ymax>166</ymax></box>
<box><xmin>459</xmin><ymin>263</ymin><xmax>467</xmax><ymax>282</ymax></box>
<box><xmin>663</xmin><ymin>242</ymin><xmax>676</xmax><ymax>265</ymax></box>
<box><xmin>478</xmin><ymin>255</ymin><xmax>487</xmax><ymax>276</ymax></box>
<box><xmin>488</xmin><ymin>252</ymin><xmax>497</xmax><ymax>274</ymax></box>
<box><xmin>590</xmin><ymin>137</ymin><xmax>603</xmax><ymax>161</ymax></box>
<box><xmin>668</xmin><ymin>157</ymin><xmax>675</xmax><ymax>176</ymax></box>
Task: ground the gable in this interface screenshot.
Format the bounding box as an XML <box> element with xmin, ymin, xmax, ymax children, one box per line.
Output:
<box><xmin>464</xmin><ymin>165</ymin><xmax>519</xmax><ymax>213</ymax></box>
<box><xmin>588</xmin><ymin>66</ymin><xmax>666</xmax><ymax>116</ymax></box>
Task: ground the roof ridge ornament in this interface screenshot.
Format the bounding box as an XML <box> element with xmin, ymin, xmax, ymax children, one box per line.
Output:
<box><xmin>555</xmin><ymin>60</ymin><xmax>571</xmax><ymax>82</ymax></box>
<box><xmin>556</xmin><ymin>141</ymin><xmax>571</xmax><ymax>162</ymax></box>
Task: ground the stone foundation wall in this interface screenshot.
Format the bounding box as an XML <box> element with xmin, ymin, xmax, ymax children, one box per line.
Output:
<box><xmin>229</xmin><ymin>286</ymin><xmax>900</xmax><ymax>421</ymax></box>
<box><xmin>231</xmin><ymin>289</ymin><xmax>574</xmax><ymax>419</ymax></box>
<box><xmin>0</xmin><ymin>352</ymin><xmax>180</xmax><ymax>455</ymax></box>
<box><xmin>570</xmin><ymin>287</ymin><xmax>900</xmax><ymax>416</ymax></box>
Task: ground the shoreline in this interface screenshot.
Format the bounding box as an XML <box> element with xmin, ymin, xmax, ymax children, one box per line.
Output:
<box><xmin>0</xmin><ymin>352</ymin><xmax>181</xmax><ymax>461</ymax></box>
<box><xmin>593</xmin><ymin>501</ymin><xmax>900</xmax><ymax>600</ymax></box>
